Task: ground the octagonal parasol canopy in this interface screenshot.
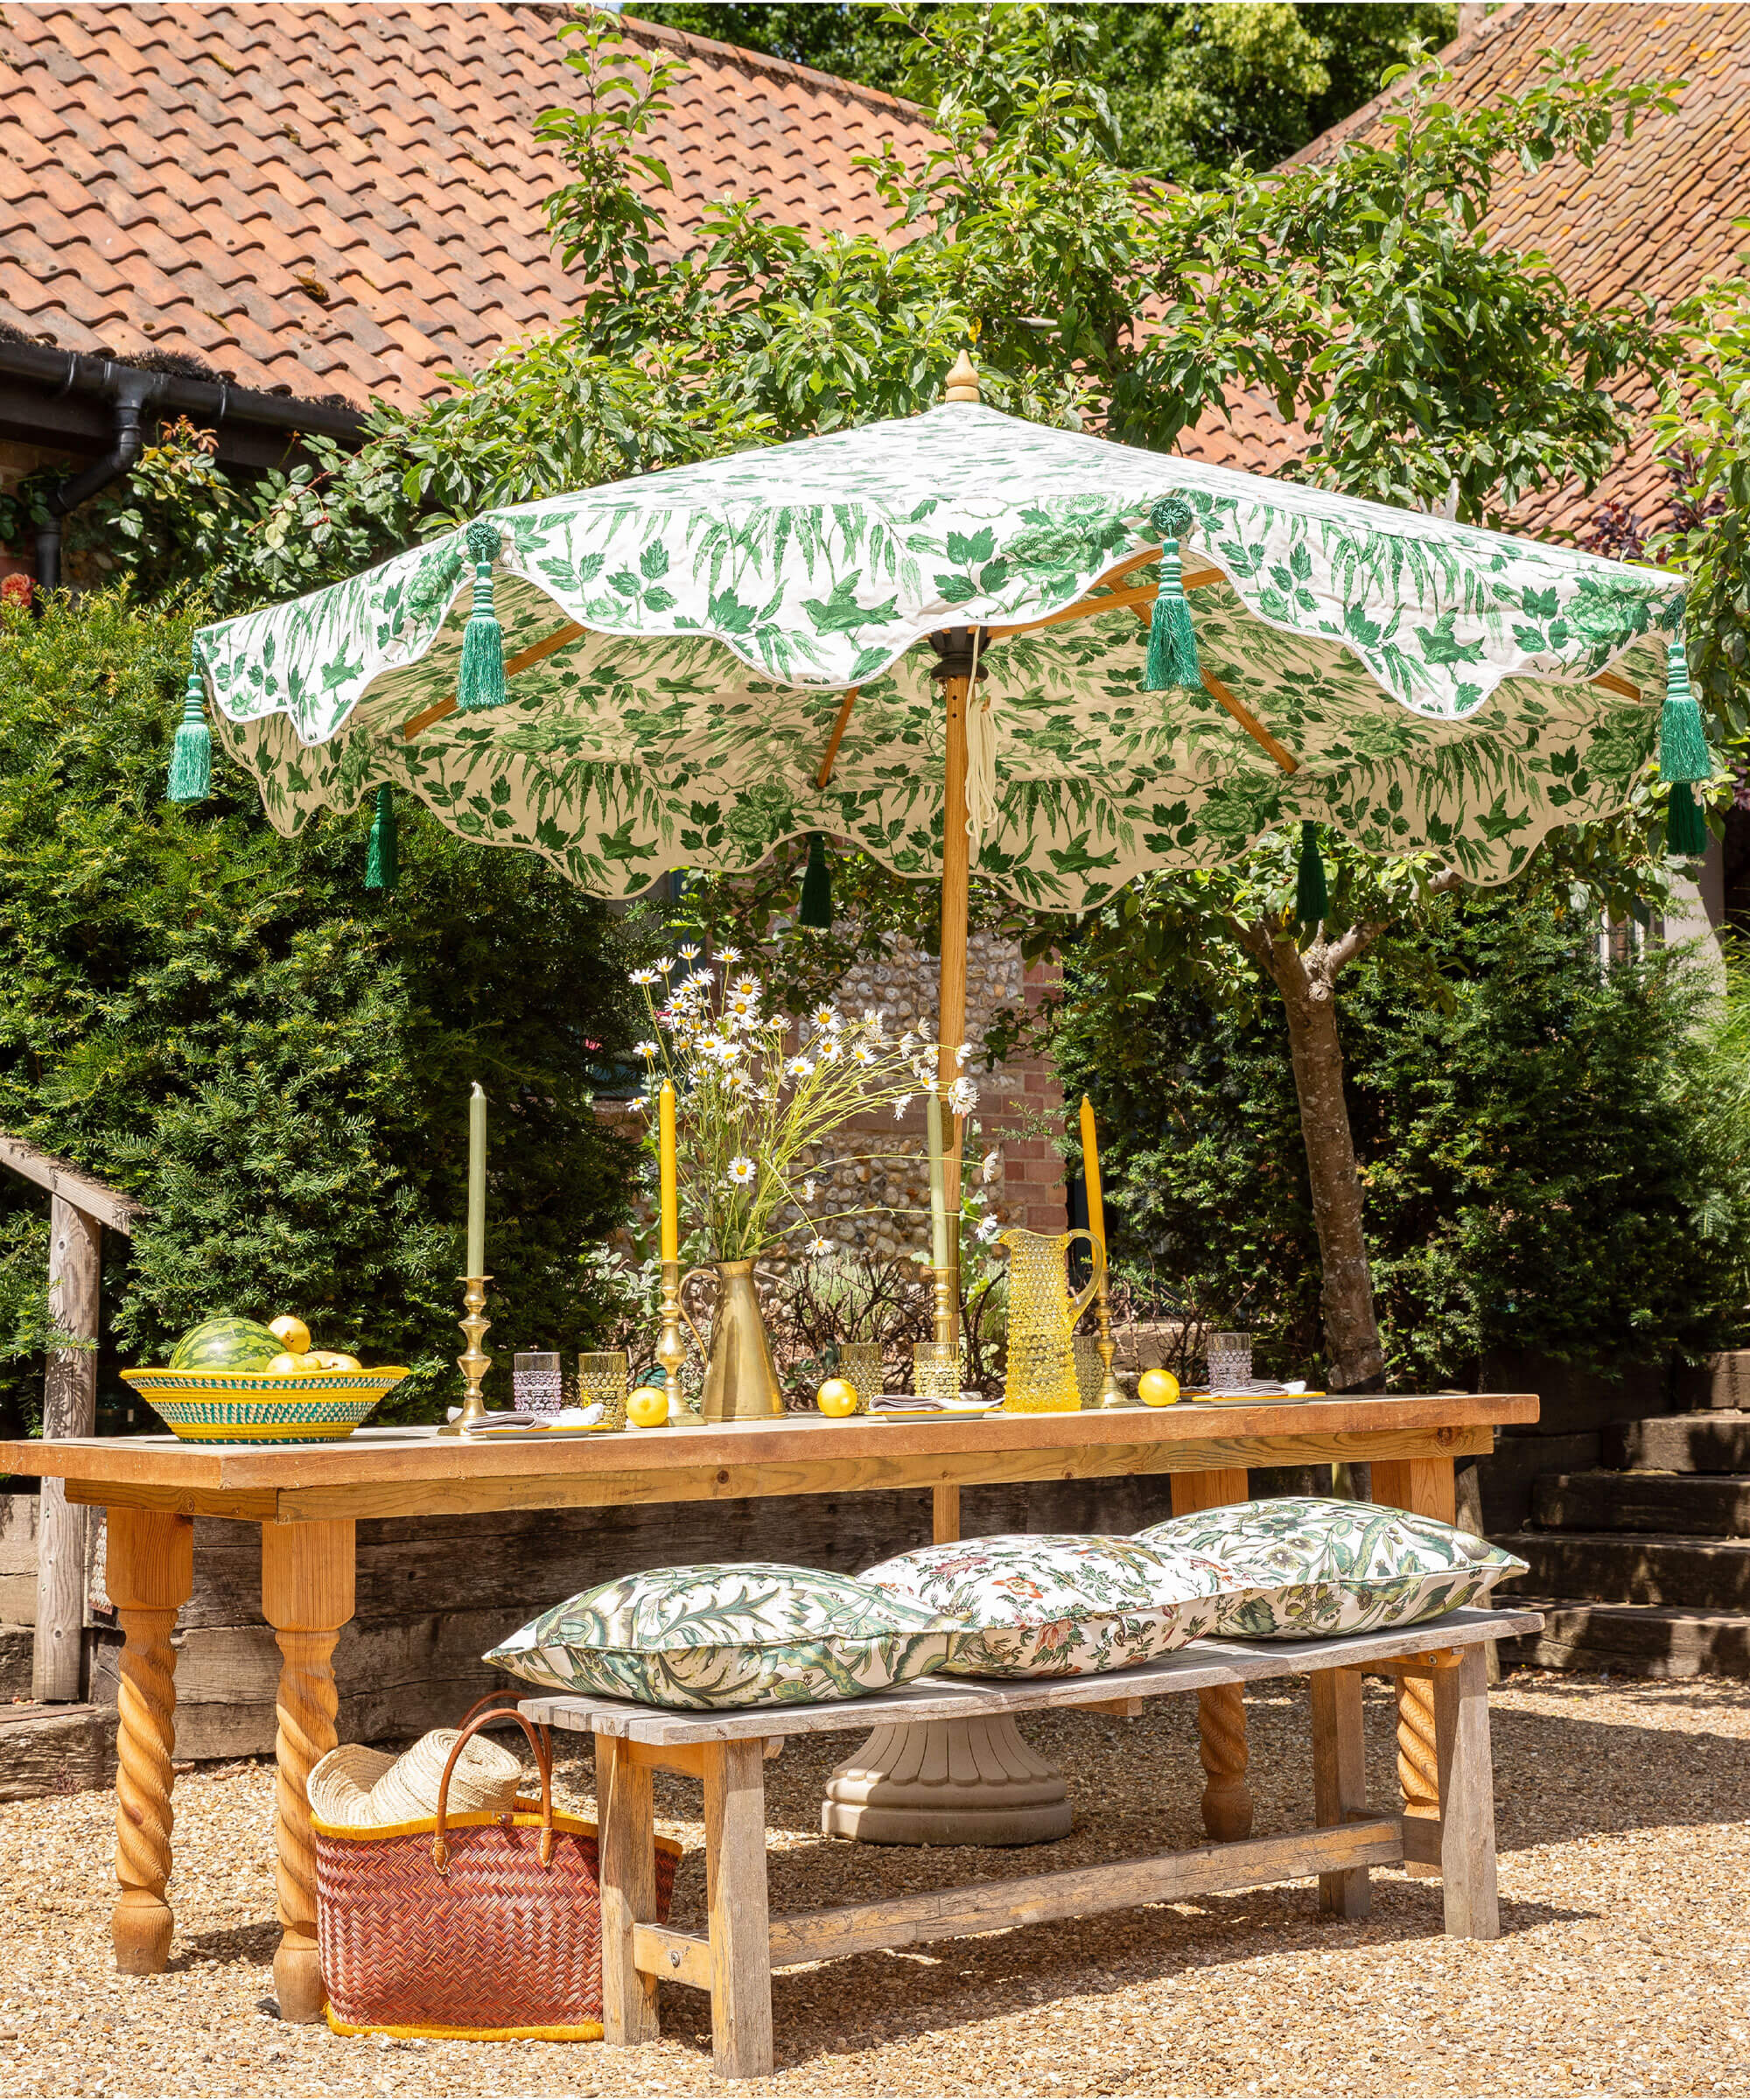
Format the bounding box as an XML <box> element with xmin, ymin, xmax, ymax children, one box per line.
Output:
<box><xmin>191</xmin><ymin>399</ymin><xmax>1685</xmax><ymax>909</ymax></box>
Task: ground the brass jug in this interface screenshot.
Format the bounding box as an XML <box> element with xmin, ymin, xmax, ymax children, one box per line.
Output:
<box><xmin>997</xmin><ymin>1228</ymin><xmax>1105</xmax><ymax>1413</ymax></box>
<box><xmin>679</xmin><ymin>1260</ymin><xmax>784</xmax><ymax>1421</ymax></box>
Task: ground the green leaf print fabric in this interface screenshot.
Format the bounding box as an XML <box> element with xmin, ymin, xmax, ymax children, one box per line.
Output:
<box><xmin>1136</xmin><ymin>1497</ymin><xmax>1527</xmax><ymax>1641</ymax></box>
<box><xmin>193</xmin><ymin>404</ymin><xmax>1684</xmax><ymax>908</ymax></box>
<box><xmin>483</xmin><ymin>1561</ymin><xmax>964</xmax><ymax>1710</ymax></box>
<box><xmin>859</xmin><ymin>1533</ymin><xmax>1254</xmax><ymax>1678</ymax></box>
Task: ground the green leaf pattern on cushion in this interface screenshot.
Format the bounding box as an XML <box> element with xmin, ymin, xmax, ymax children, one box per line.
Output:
<box><xmin>192</xmin><ymin>406</ymin><xmax>1683</xmax><ymax>913</ymax></box>
<box><xmin>1135</xmin><ymin>1497</ymin><xmax>1527</xmax><ymax>1641</ymax></box>
<box><xmin>859</xmin><ymin>1533</ymin><xmax>1253</xmax><ymax>1679</ymax></box>
<box><xmin>482</xmin><ymin>1561</ymin><xmax>964</xmax><ymax>1711</ymax></box>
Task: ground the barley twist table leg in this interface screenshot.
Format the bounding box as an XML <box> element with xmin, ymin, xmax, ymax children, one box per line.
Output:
<box><xmin>262</xmin><ymin>1521</ymin><xmax>355</xmax><ymax>2025</ymax></box>
<box><xmin>1196</xmin><ymin>1682</ymin><xmax>1254</xmax><ymax>1841</ymax></box>
<box><xmin>105</xmin><ymin>1508</ymin><xmax>193</xmax><ymax>1974</ymax></box>
<box><xmin>1372</xmin><ymin>1454</ymin><xmax>1455</xmax><ymax>1878</ymax></box>
<box><xmin>1171</xmin><ymin>1466</ymin><xmax>1255</xmax><ymax>1841</ymax></box>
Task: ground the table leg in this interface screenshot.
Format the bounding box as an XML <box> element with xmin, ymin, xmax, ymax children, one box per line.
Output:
<box><xmin>261</xmin><ymin>1519</ymin><xmax>355</xmax><ymax>2026</ymax></box>
<box><xmin>1371</xmin><ymin>1458</ymin><xmax>1454</xmax><ymax>1876</ymax></box>
<box><xmin>1309</xmin><ymin>1665</ymin><xmax>1369</xmax><ymax>1919</ymax></box>
<box><xmin>106</xmin><ymin>1507</ymin><xmax>193</xmax><ymax>1974</ymax></box>
<box><xmin>1432</xmin><ymin>1646</ymin><xmax>1500</xmax><ymax>1938</ymax></box>
<box><xmin>932</xmin><ymin>1484</ymin><xmax>959</xmax><ymax>1544</ymax></box>
<box><xmin>597</xmin><ymin>1733</ymin><xmax>660</xmax><ymax>2046</ymax></box>
<box><xmin>704</xmin><ymin>1738</ymin><xmax>774</xmax><ymax>2081</ymax></box>
<box><xmin>1172</xmin><ymin>1468</ymin><xmax>1253</xmax><ymax>1840</ymax></box>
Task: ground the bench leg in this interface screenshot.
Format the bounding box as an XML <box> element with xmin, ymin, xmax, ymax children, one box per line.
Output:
<box><xmin>597</xmin><ymin>1733</ymin><xmax>660</xmax><ymax>2046</ymax></box>
<box><xmin>1309</xmin><ymin>1666</ymin><xmax>1369</xmax><ymax>1919</ymax></box>
<box><xmin>1432</xmin><ymin>1646</ymin><xmax>1499</xmax><ymax>1939</ymax></box>
<box><xmin>704</xmin><ymin>1738</ymin><xmax>774</xmax><ymax>2080</ymax></box>
<box><xmin>1371</xmin><ymin>1456</ymin><xmax>1454</xmax><ymax>1874</ymax></box>
<box><xmin>1172</xmin><ymin>1468</ymin><xmax>1254</xmax><ymax>1840</ymax></box>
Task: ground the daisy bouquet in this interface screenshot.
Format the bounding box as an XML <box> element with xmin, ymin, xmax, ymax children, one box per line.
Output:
<box><xmin>630</xmin><ymin>948</ymin><xmax>975</xmax><ymax>1262</ymax></box>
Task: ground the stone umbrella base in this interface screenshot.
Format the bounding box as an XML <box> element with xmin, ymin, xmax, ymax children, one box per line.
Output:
<box><xmin>820</xmin><ymin>1715</ymin><xmax>1073</xmax><ymax>1846</ymax></box>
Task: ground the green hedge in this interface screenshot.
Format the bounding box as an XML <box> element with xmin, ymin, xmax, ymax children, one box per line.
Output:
<box><xmin>1055</xmin><ymin>891</ymin><xmax>1750</xmax><ymax>1387</ymax></box>
<box><xmin>0</xmin><ymin>592</ymin><xmax>643</xmax><ymax>1436</ymax></box>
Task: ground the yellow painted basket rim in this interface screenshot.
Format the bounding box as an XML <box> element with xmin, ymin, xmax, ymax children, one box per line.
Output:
<box><xmin>122</xmin><ymin>1366</ymin><xmax>410</xmax><ymax>1390</ymax></box>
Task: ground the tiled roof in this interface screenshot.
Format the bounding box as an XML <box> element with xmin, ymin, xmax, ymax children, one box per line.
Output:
<box><xmin>0</xmin><ymin>4</ymin><xmax>937</xmax><ymax>411</ymax></box>
<box><xmin>1175</xmin><ymin>2</ymin><xmax>1750</xmax><ymax>537</ymax></box>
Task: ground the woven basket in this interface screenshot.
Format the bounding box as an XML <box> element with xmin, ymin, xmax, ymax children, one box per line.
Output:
<box><xmin>313</xmin><ymin>1705</ymin><xmax>682</xmax><ymax>2040</ymax></box>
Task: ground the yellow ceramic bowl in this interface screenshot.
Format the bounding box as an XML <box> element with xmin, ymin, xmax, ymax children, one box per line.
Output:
<box><xmin>121</xmin><ymin>1366</ymin><xmax>410</xmax><ymax>1444</ymax></box>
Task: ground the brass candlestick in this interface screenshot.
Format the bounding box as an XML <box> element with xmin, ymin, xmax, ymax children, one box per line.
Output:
<box><xmin>654</xmin><ymin>1257</ymin><xmax>688</xmax><ymax>1417</ymax></box>
<box><xmin>438</xmin><ymin>1272</ymin><xmax>492</xmax><ymax>1435</ymax></box>
<box><xmin>1095</xmin><ymin>1275</ymin><xmax>1130</xmax><ymax>1408</ymax></box>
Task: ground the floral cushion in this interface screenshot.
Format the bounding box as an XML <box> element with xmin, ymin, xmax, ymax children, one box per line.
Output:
<box><xmin>1135</xmin><ymin>1497</ymin><xmax>1527</xmax><ymax>1640</ymax></box>
<box><xmin>858</xmin><ymin>1533</ymin><xmax>1250</xmax><ymax>1678</ymax></box>
<box><xmin>482</xmin><ymin>1562</ymin><xmax>963</xmax><ymax>1711</ymax></box>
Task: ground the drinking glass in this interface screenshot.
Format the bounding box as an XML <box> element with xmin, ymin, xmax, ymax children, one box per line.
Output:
<box><xmin>1208</xmin><ymin>1332</ymin><xmax>1253</xmax><ymax>1394</ymax></box>
<box><xmin>577</xmin><ymin>1351</ymin><xmax>629</xmax><ymax>1431</ymax></box>
<box><xmin>837</xmin><ymin>1342</ymin><xmax>884</xmax><ymax>1410</ymax></box>
<box><xmin>914</xmin><ymin>1340</ymin><xmax>963</xmax><ymax>1402</ymax></box>
<box><xmin>513</xmin><ymin>1351</ymin><xmax>564</xmax><ymax>1417</ymax></box>
<box><xmin>1073</xmin><ymin>1334</ymin><xmax>1104</xmax><ymax>1409</ymax></box>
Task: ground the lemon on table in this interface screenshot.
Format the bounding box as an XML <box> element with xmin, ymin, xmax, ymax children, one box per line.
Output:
<box><xmin>269</xmin><ymin>1315</ymin><xmax>312</xmax><ymax>1356</ymax></box>
<box><xmin>816</xmin><ymin>1378</ymin><xmax>860</xmax><ymax>1418</ymax></box>
<box><xmin>626</xmin><ymin>1386</ymin><xmax>670</xmax><ymax>1428</ymax></box>
<box><xmin>1138</xmin><ymin>1368</ymin><xmax>1180</xmax><ymax>1407</ymax></box>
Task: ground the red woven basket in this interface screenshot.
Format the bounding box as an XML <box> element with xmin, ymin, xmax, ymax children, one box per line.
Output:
<box><xmin>313</xmin><ymin>1704</ymin><xmax>682</xmax><ymax>2040</ymax></box>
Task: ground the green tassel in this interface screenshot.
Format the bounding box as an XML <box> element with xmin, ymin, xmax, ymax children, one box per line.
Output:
<box><xmin>365</xmin><ymin>785</ymin><xmax>398</xmax><ymax>892</ymax></box>
<box><xmin>1294</xmin><ymin>820</ymin><xmax>1328</xmax><ymax>933</ymax></box>
<box><xmin>798</xmin><ymin>833</ymin><xmax>832</xmax><ymax>929</ymax></box>
<box><xmin>166</xmin><ymin>668</ymin><xmax>212</xmax><ymax>803</ymax></box>
<box><xmin>1659</xmin><ymin>635</ymin><xmax>1709</xmax><ymax>784</ymax></box>
<box><xmin>1668</xmin><ymin>780</ymin><xmax>1709</xmax><ymax>858</ymax></box>
<box><xmin>1141</xmin><ymin>495</ymin><xmax>1200</xmax><ymax>692</ymax></box>
<box><xmin>456</xmin><ymin>521</ymin><xmax>506</xmax><ymax>712</ymax></box>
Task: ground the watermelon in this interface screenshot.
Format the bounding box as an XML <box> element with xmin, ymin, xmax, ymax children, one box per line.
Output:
<box><xmin>168</xmin><ymin>1317</ymin><xmax>284</xmax><ymax>1372</ymax></box>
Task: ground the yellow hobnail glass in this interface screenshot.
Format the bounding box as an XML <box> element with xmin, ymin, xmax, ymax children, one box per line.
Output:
<box><xmin>577</xmin><ymin>1351</ymin><xmax>628</xmax><ymax>1431</ymax></box>
<box><xmin>836</xmin><ymin>1342</ymin><xmax>884</xmax><ymax>1410</ymax></box>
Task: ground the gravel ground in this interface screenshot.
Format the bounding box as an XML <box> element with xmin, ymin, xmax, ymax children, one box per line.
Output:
<box><xmin>3</xmin><ymin>1669</ymin><xmax>1749</xmax><ymax>2097</ymax></box>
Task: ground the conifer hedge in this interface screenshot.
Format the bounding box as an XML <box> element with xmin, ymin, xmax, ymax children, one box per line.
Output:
<box><xmin>0</xmin><ymin>592</ymin><xmax>642</xmax><ymax>1436</ymax></box>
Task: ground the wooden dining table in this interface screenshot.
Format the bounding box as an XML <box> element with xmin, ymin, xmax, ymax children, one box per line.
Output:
<box><xmin>0</xmin><ymin>1389</ymin><xmax>1536</xmax><ymax>2024</ymax></box>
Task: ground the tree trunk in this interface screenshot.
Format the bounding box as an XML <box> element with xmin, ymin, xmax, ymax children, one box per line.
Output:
<box><xmin>1257</xmin><ymin>931</ymin><xmax>1384</xmax><ymax>1393</ymax></box>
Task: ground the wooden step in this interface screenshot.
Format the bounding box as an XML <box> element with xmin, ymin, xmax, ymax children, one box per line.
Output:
<box><xmin>0</xmin><ymin>1620</ymin><xmax>30</xmax><ymax>1701</ymax></box>
<box><xmin>1498</xmin><ymin>1530</ymin><xmax>1750</xmax><ymax>1612</ymax></box>
<box><xmin>1499</xmin><ymin>1598</ymin><xmax>1750</xmax><ymax>1678</ymax></box>
<box><xmin>1606</xmin><ymin>1412</ymin><xmax>1750</xmax><ymax>1474</ymax></box>
<box><xmin>0</xmin><ymin>1700</ymin><xmax>116</xmax><ymax>1801</ymax></box>
<box><xmin>1531</xmin><ymin>1469</ymin><xmax>1750</xmax><ymax>1536</ymax></box>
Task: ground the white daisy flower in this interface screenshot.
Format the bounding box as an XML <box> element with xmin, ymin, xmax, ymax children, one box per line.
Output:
<box><xmin>802</xmin><ymin>1180</ymin><xmax>817</xmax><ymax>1202</ymax></box>
<box><xmin>655</xmin><ymin>956</ymin><xmax>676</xmax><ymax>974</ymax></box>
<box><xmin>732</xmin><ymin>976</ymin><xmax>760</xmax><ymax>998</ymax></box>
<box><xmin>630</xmin><ymin>966</ymin><xmax>660</xmax><ymax>985</ymax></box>
<box><xmin>852</xmin><ymin>1044</ymin><xmax>874</xmax><ymax>1065</ymax></box>
<box><xmin>810</xmin><ymin>1004</ymin><xmax>837</xmax><ymax>1029</ymax></box>
<box><xmin>808</xmin><ymin>1236</ymin><xmax>829</xmax><ymax>1256</ymax></box>
<box><xmin>956</xmin><ymin>1042</ymin><xmax>971</xmax><ymax>1066</ymax></box>
<box><xmin>948</xmin><ymin>1076</ymin><xmax>978</xmax><ymax>1116</ymax></box>
<box><xmin>725</xmin><ymin>1156</ymin><xmax>757</xmax><ymax>1188</ymax></box>
<box><xmin>634</xmin><ymin>1040</ymin><xmax>659</xmax><ymax>1058</ymax></box>
<box><xmin>975</xmin><ymin>1214</ymin><xmax>1001</xmax><ymax>1242</ymax></box>
<box><xmin>787</xmin><ymin>1056</ymin><xmax>815</xmax><ymax>1078</ymax></box>
<box><xmin>677</xmin><ymin>943</ymin><xmax>701</xmax><ymax>960</ymax></box>
<box><xmin>892</xmin><ymin>1093</ymin><xmax>914</xmax><ymax>1119</ymax></box>
<box><xmin>900</xmin><ymin>1031</ymin><xmax>917</xmax><ymax>1055</ymax></box>
<box><xmin>719</xmin><ymin>946</ymin><xmax>743</xmax><ymax>964</ymax></box>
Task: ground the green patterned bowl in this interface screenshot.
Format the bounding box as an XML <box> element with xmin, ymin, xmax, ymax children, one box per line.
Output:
<box><xmin>121</xmin><ymin>1366</ymin><xmax>410</xmax><ymax>1444</ymax></box>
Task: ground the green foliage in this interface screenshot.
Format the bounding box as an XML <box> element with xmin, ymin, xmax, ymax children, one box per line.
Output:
<box><xmin>636</xmin><ymin>4</ymin><xmax>1460</xmax><ymax>177</ymax></box>
<box><xmin>1056</xmin><ymin>888</ymin><xmax>1749</xmax><ymax>1385</ymax></box>
<box><xmin>0</xmin><ymin>592</ymin><xmax>642</xmax><ymax>1439</ymax></box>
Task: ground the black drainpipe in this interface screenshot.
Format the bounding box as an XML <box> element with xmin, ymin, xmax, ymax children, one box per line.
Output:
<box><xmin>33</xmin><ymin>365</ymin><xmax>162</xmax><ymax>604</ymax></box>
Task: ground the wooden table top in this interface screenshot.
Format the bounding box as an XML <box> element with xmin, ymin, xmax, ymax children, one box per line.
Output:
<box><xmin>0</xmin><ymin>1393</ymin><xmax>1538</xmax><ymax>1524</ymax></box>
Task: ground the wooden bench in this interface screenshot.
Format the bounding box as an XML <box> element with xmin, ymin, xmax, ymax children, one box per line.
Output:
<box><xmin>522</xmin><ymin>1603</ymin><xmax>1542</xmax><ymax>2080</ymax></box>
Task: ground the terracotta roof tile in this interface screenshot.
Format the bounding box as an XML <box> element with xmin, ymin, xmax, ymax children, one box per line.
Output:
<box><xmin>0</xmin><ymin>3</ymin><xmax>937</xmax><ymax>409</ymax></box>
<box><xmin>1175</xmin><ymin>3</ymin><xmax>1750</xmax><ymax>537</ymax></box>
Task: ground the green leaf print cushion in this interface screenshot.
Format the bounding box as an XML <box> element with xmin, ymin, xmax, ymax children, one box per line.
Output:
<box><xmin>482</xmin><ymin>1562</ymin><xmax>965</xmax><ymax>1711</ymax></box>
<box><xmin>858</xmin><ymin>1534</ymin><xmax>1253</xmax><ymax>1678</ymax></box>
<box><xmin>1134</xmin><ymin>1498</ymin><xmax>1527</xmax><ymax>1641</ymax></box>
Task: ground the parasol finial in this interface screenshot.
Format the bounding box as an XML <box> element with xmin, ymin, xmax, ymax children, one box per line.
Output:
<box><xmin>943</xmin><ymin>350</ymin><xmax>981</xmax><ymax>404</ymax></box>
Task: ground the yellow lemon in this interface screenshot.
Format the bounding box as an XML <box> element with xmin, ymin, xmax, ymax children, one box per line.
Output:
<box><xmin>816</xmin><ymin>1378</ymin><xmax>860</xmax><ymax>1418</ymax></box>
<box><xmin>1138</xmin><ymin>1368</ymin><xmax>1180</xmax><ymax>1408</ymax></box>
<box><xmin>269</xmin><ymin>1315</ymin><xmax>312</xmax><ymax>1355</ymax></box>
<box><xmin>626</xmin><ymin>1386</ymin><xmax>670</xmax><ymax>1428</ymax></box>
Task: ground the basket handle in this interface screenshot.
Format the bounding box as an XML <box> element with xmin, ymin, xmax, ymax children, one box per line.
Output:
<box><xmin>433</xmin><ymin>1706</ymin><xmax>555</xmax><ymax>1872</ymax></box>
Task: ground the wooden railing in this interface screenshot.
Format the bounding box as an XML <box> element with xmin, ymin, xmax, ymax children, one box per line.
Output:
<box><xmin>0</xmin><ymin>1133</ymin><xmax>139</xmax><ymax>1702</ymax></box>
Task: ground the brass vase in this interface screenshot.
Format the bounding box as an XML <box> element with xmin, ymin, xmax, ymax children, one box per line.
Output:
<box><xmin>678</xmin><ymin>1259</ymin><xmax>785</xmax><ymax>1421</ymax></box>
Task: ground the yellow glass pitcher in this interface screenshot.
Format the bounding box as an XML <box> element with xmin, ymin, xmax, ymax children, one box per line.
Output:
<box><xmin>997</xmin><ymin>1228</ymin><xmax>1105</xmax><ymax>1412</ymax></box>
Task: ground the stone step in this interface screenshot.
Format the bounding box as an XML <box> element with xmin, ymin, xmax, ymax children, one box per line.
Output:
<box><xmin>1531</xmin><ymin>1470</ymin><xmax>1750</xmax><ymax>1537</ymax></box>
<box><xmin>1606</xmin><ymin>1412</ymin><xmax>1750</xmax><ymax>1474</ymax></box>
<box><xmin>1498</xmin><ymin>1530</ymin><xmax>1750</xmax><ymax>1613</ymax></box>
<box><xmin>0</xmin><ymin>1700</ymin><xmax>116</xmax><ymax>1801</ymax></box>
<box><xmin>1499</xmin><ymin>1598</ymin><xmax>1750</xmax><ymax>1679</ymax></box>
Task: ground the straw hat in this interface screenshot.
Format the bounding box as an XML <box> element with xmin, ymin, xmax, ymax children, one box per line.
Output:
<box><xmin>307</xmin><ymin>1728</ymin><xmax>524</xmax><ymax>1829</ymax></box>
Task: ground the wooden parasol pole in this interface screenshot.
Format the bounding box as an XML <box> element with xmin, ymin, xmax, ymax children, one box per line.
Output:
<box><xmin>937</xmin><ymin>664</ymin><xmax>971</xmax><ymax>1360</ymax></box>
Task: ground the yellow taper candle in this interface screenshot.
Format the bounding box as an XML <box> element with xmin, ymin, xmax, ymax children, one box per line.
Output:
<box><xmin>658</xmin><ymin>1081</ymin><xmax>678</xmax><ymax>1264</ymax></box>
<box><xmin>466</xmin><ymin>1082</ymin><xmax>486</xmax><ymax>1277</ymax></box>
<box><xmin>1080</xmin><ymin>1094</ymin><xmax>1105</xmax><ymax>1257</ymax></box>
